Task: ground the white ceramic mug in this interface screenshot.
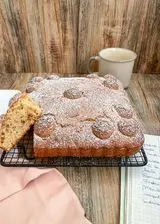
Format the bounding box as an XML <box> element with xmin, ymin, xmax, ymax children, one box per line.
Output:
<box><xmin>88</xmin><ymin>48</ymin><xmax>137</xmax><ymax>88</ymax></box>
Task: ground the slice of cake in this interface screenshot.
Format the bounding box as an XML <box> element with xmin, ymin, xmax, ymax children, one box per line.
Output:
<box><xmin>0</xmin><ymin>93</ymin><xmax>42</xmax><ymax>151</ymax></box>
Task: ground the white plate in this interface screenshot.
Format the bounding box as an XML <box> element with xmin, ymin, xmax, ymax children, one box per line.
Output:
<box><xmin>0</xmin><ymin>90</ymin><xmax>21</xmax><ymax>115</ymax></box>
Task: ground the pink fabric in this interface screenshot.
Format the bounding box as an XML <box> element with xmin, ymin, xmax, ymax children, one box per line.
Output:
<box><xmin>0</xmin><ymin>167</ymin><xmax>91</xmax><ymax>224</ymax></box>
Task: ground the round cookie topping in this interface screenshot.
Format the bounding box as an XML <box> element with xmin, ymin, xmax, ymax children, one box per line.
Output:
<box><xmin>87</xmin><ymin>73</ymin><xmax>99</xmax><ymax>78</ymax></box>
<box><xmin>34</xmin><ymin>114</ymin><xmax>56</xmax><ymax>138</ymax></box>
<box><xmin>92</xmin><ymin>118</ymin><xmax>115</xmax><ymax>139</ymax></box>
<box><xmin>46</xmin><ymin>74</ymin><xmax>60</xmax><ymax>80</ymax></box>
<box><xmin>63</xmin><ymin>88</ymin><xmax>84</xmax><ymax>99</ymax></box>
<box><xmin>118</xmin><ymin>119</ymin><xmax>139</xmax><ymax>137</ymax></box>
<box><xmin>26</xmin><ymin>83</ymin><xmax>39</xmax><ymax>93</ymax></box>
<box><xmin>26</xmin><ymin>76</ymin><xmax>43</xmax><ymax>93</ymax></box>
<box><xmin>31</xmin><ymin>76</ymin><xmax>44</xmax><ymax>82</ymax></box>
<box><xmin>103</xmin><ymin>77</ymin><xmax>119</xmax><ymax>90</ymax></box>
<box><xmin>104</xmin><ymin>74</ymin><xmax>117</xmax><ymax>80</ymax></box>
<box><xmin>114</xmin><ymin>104</ymin><xmax>133</xmax><ymax>119</ymax></box>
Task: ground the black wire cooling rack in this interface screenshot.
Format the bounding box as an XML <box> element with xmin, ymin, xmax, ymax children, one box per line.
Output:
<box><xmin>0</xmin><ymin>129</ymin><xmax>148</xmax><ymax>167</ymax></box>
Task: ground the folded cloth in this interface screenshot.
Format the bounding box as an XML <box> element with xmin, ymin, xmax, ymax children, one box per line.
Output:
<box><xmin>0</xmin><ymin>167</ymin><xmax>91</xmax><ymax>224</ymax></box>
<box><xmin>0</xmin><ymin>91</ymin><xmax>91</xmax><ymax>224</ymax></box>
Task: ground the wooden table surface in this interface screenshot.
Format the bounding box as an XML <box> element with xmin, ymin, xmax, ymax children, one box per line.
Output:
<box><xmin>0</xmin><ymin>73</ymin><xmax>160</xmax><ymax>224</ymax></box>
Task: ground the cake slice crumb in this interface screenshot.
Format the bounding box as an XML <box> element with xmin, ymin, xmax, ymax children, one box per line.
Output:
<box><xmin>0</xmin><ymin>93</ymin><xmax>42</xmax><ymax>151</ymax></box>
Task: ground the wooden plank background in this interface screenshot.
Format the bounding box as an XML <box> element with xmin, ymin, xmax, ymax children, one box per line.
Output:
<box><xmin>1</xmin><ymin>0</ymin><xmax>160</xmax><ymax>74</ymax></box>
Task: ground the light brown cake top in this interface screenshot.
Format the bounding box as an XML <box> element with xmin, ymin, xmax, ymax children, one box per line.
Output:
<box><xmin>26</xmin><ymin>74</ymin><xmax>144</xmax><ymax>151</ymax></box>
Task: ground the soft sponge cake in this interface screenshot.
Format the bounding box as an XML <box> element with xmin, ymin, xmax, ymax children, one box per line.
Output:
<box><xmin>27</xmin><ymin>74</ymin><xmax>144</xmax><ymax>157</ymax></box>
<box><xmin>0</xmin><ymin>93</ymin><xmax>42</xmax><ymax>151</ymax></box>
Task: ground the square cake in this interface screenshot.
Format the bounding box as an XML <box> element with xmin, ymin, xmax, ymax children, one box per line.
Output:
<box><xmin>26</xmin><ymin>74</ymin><xmax>144</xmax><ymax>157</ymax></box>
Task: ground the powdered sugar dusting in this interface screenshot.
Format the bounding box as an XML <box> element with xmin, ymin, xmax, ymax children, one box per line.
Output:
<box><xmin>92</xmin><ymin>118</ymin><xmax>115</xmax><ymax>139</ymax></box>
<box><xmin>114</xmin><ymin>104</ymin><xmax>133</xmax><ymax>119</ymax></box>
<box><xmin>118</xmin><ymin>119</ymin><xmax>139</xmax><ymax>137</ymax></box>
<box><xmin>26</xmin><ymin>74</ymin><xmax>144</xmax><ymax>156</ymax></box>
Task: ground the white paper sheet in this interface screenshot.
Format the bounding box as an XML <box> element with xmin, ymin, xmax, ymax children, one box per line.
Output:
<box><xmin>120</xmin><ymin>134</ymin><xmax>160</xmax><ymax>224</ymax></box>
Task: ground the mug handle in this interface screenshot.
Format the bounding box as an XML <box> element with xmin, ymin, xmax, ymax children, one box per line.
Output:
<box><xmin>87</xmin><ymin>56</ymin><xmax>99</xmax><ymax>73</ymax></box>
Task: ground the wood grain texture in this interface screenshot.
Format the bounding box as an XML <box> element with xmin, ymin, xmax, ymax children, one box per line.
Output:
<box><xmin>127</xmin><ymin>74</ymin><xmax>160</xmax><ymax>135</ymax></box>
<box><xmin>59</xmin><ymin>167</ymin><xmax>120</xmax><ymax>224</ymax></box>
<box><xmin>0</xmin><ymin>0</ymin><xmax>79</xmax><ymax>73</ymax></box>
<box><xmin>0</xmin><ymin>72</ymin><xmax>160</xmax><ymax>224</ymax></box>
<box><xmin>77</xmin><ymin>0</ymin><xmax>160</xmax><ymax>73</ymax></box>
<box><xmin>1</xmin><ymin>0</ymin><xmax>160</xmax><ymax>74</ymax></box>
